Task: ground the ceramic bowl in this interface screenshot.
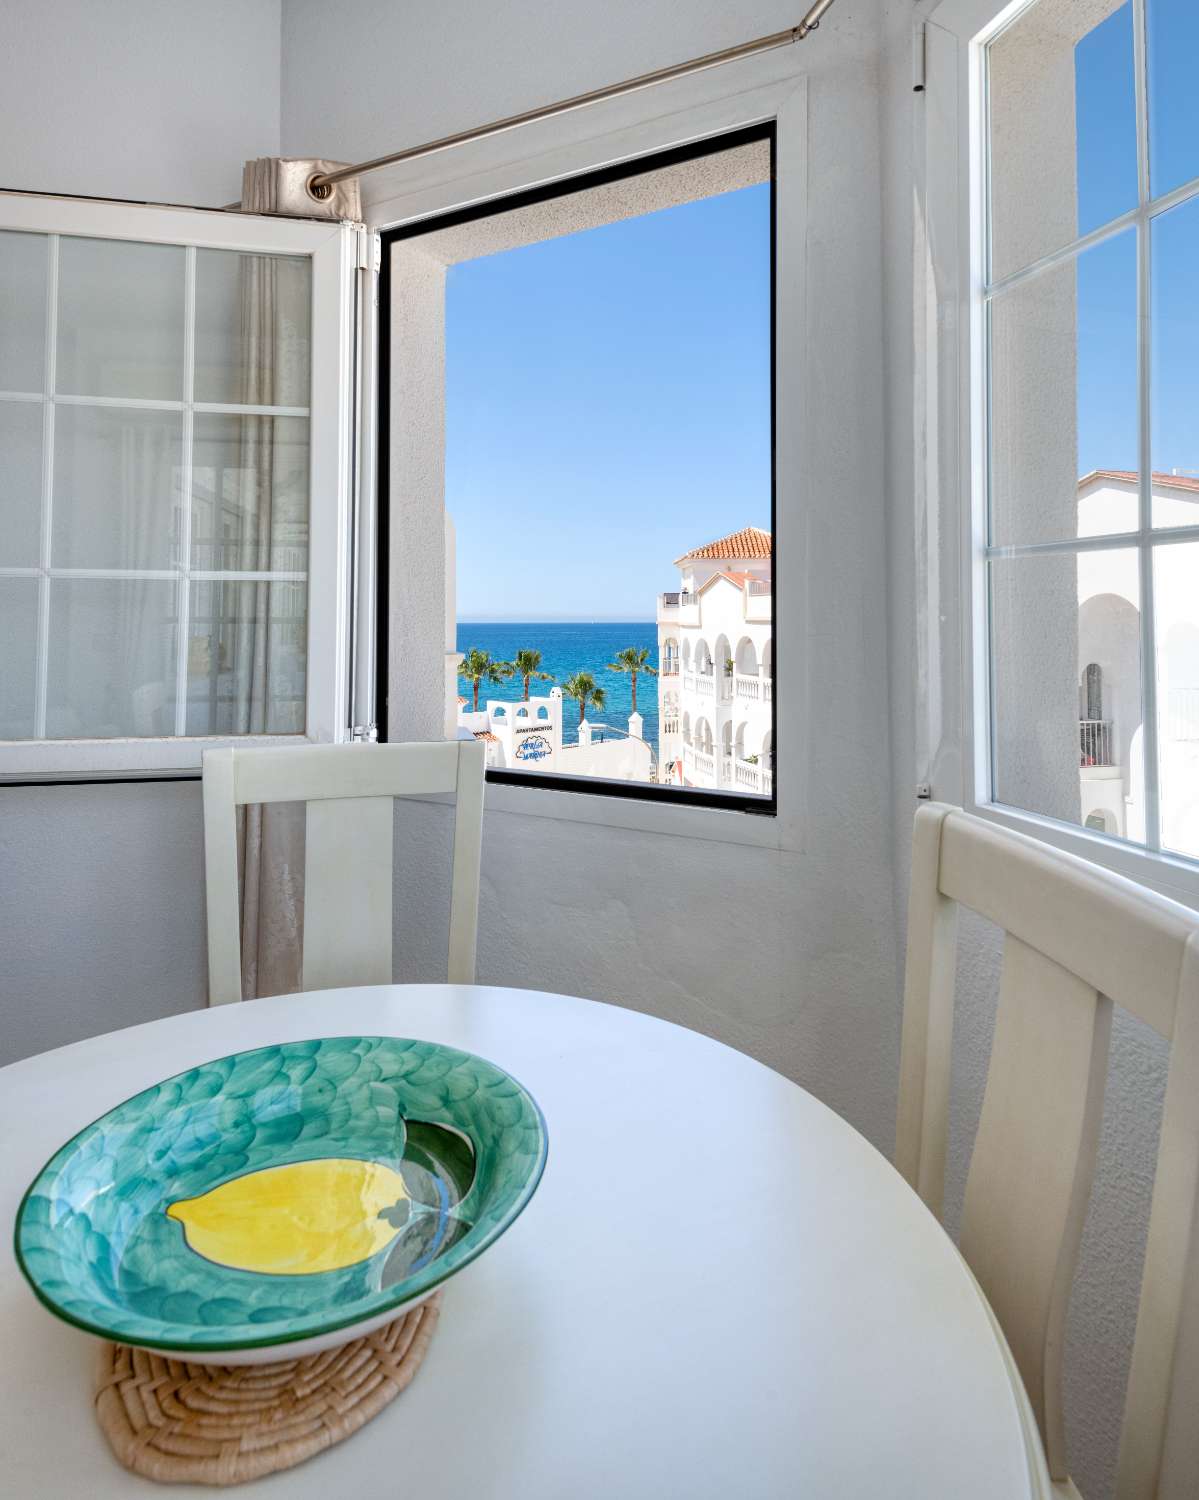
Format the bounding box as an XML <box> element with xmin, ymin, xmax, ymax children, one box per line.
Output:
<box><xmin>14</xmin><ymin>1036</ymin><xmax>547</xmax><ymax>1364</ymax></box>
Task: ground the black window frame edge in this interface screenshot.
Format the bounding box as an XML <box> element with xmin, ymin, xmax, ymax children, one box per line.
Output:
<box><xmin>376</xmin><ymin>120</ymin><xmax>778</xmax><ymax>817</ymax></box>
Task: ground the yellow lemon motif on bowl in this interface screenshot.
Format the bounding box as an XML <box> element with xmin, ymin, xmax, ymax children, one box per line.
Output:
<box><xmin>166</xmin><ymin>1159</ymin><xmax>409</xmax><ymax>1276</ymax></box>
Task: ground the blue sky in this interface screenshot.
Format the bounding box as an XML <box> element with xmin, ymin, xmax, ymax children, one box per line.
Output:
<box><xmin>445</xmin><ymin>182</ymin><xmax>771</xmax><ymax>621</ymax></box>
<box><xmin>1074</xmin><ymin>0</ymin><xmax>1198</xmax><ymax>480</ymax></box>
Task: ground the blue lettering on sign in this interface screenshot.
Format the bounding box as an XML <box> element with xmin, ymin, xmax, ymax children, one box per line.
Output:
<box><xmin>515</xmin><ymin>734</ymin><xmax>552</xmax><ymax>762</ymax></box>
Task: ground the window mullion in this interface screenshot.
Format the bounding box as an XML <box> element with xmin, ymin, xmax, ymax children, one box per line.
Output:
<box><xmin>1133</xmin><ymin>0</ymin><xmax>1162</xmax><ymax>852</ymax></box>
<box><xmin>34</xmin><ymin>234</ymin><xmax>59</xmax><ymax>740</ymax></box>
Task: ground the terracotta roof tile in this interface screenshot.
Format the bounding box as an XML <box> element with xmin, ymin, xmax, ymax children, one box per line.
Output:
<box><xmin>1080</xmin><ymin>469</ymin><xmax>1199</xmax><ymax>495</ymax></box>
<box><xmin>473</xmin><ymin>730</ymin><xmax>499</xmax><ymax>743</ymax></box>
<box><xmin>675</xmin><ymin>526</ymin><xmax>772</xmax><ymax>564</ymax></box>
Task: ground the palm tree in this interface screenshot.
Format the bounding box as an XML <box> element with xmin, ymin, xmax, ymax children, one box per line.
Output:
<box><xmin>561</xmin><ymin>670</ymin><xmax>606</xmax><ymax>726</ymax></box>
<box><xmin>511</xmin><ymin>647</ymin><xmax>553</xmax><ymax>700</ymax></box>
<box><xmin>606</xmin><ymin>645</ymin><xmax>658</xmax><ymax>714</ymax></box>
<box><xmin>459</xmin><ymin>648</ymin><xmax>512</xmax><ymax>711</ymax></box>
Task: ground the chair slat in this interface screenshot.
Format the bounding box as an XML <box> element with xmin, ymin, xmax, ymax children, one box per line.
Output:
<box><xmin>896</xmin><ymin>802</ymin><xmax>958</xmax><ymax>1216</ymax></box>
<box><xmin>1117</xmin><ymin>933</ymin><xmax>1199</xmax><ymax>1500</ymax></box>
<box><xmin>202</xmin><ymin>748</ymin><xmax>244</xmax><ymax>1006</ymax></box>
<box><xmin>960</xmin><ymin>936</ymin><xmax>1112</xmax><ymax>1482</ymax></box>
<box><xmin>301</xmin><ymin>796</ymin><xmax>394</xmax><ymax>993</ymax></box>
<box><xmin>940</xmin><ymin>812</ymin><xmax>1189</xmax><ymax>1040</ymax></box>
<box><xmin>231</xmin><ymin>742</ymin><xmax>459</xmax><ymax>807</ymax></box>
<box><xmin>447</xmin><ymin>740</ymin><xmax>485</xmax><ymax>984</ymax></box>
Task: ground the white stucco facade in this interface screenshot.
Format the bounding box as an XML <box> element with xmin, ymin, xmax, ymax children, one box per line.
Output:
<box><xmin>657</xmin><ymin>527</ymin><xmax>773</xmax><ymax>796</ymax></box>
<box><xmin>1076</xmin><ymin>473</ymin><xmax>1199</xmax><ymax>858</ymax></box>
<box><xmin>458</xmin><ymin>686</ymin><xmax>655</xmax><ymax>783</ymax></box>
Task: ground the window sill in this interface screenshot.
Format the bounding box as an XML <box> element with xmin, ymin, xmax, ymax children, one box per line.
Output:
<box><xmin>0</xmin><ymin>733</ymin><xmax>328</xmax><ymax>784</ymax></box>
<box><xmin>480</xmin><ymin>773</ymin><xmax>786</xmax><ymax>850</ymax></box>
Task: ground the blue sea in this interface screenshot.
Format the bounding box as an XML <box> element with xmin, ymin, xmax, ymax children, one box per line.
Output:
<box><xmin>456</xmin><ymin>621</ymin><xmax>660</xmax><ymax>750</ymax></box>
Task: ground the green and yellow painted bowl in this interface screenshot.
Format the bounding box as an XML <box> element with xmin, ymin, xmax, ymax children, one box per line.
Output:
<box><xmin>14</xmin><ymin>1036</ymin><xmax>547</xmax><ymax>1363</ymax></box>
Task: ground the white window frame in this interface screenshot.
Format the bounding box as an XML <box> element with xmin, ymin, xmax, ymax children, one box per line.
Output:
<box><xmin>364</xmin><ymin>50</ymin><xmax>808</xmax><ymax>853</ymax></box>
<box><xmin>922</xmin><ymin>0</ymin><xmax>1199</xmax><ymax>907</ymax></box>
<box><xmin>0</xmin><ymin>194</ymin><xmax>358</xmax><ymax>780</ymax></box>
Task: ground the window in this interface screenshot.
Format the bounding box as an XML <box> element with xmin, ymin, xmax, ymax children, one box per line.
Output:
<box><xmin>380</xmin><ymin>126</ymin><xmax>775</xmax><ymax>812</ymax></box>
<box><xmin>979</xmin><ymin>0</ymin><xmax>1199</xmax><ymax>865</ymax></box>
<box><xmin>0</xmin><ymin>198</ymin><xmax>355</xmax><ymax>779</ymax></box>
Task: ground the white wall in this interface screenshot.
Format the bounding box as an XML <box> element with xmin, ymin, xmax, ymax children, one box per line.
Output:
<box><xmin>0</xmin><ymin>0</ymin><xmax>282</xmax><ymax>1063</ymax></box>
<box><xmin>0</xmin><ymin>0</ymin><xmax>281</xmax><ymax>208</ymax></box>
<box><xmin>283</xmin><ymin>0</ymin><xmax>903</xmax><ymax>1152</ymax></box>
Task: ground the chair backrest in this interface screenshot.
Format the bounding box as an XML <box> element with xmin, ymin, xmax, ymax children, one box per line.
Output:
<box><xmin>202</xmin><ymin>740</ymin><xmax>485</xmax><ymax>1006</ymax></box>
<box><xmin>896</xmin><ymin>803</ymin><xmax>1199</xmax><ymax>1500</ymax></box>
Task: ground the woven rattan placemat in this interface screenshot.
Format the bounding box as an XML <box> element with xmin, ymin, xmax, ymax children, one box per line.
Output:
<box><xmin>93</xmin><ymin>1293</ymin><xmax>441</xmax><ymax>1486</ymax></box>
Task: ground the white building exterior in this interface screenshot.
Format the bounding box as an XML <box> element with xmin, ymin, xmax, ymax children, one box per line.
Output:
<box><xmin>457</xmin><ymin>686</ymin><xmax>655</xmax><ymax>782</ymax></box>
<box><xmin>656</xmin><ymin>526</ymin><xmax>772</xmax><ymax>795</ymax></box>
<box><xmin>1076</xmin><ymin>472</ymin><xmax>1199</xmax><ymax>857</ymax></box>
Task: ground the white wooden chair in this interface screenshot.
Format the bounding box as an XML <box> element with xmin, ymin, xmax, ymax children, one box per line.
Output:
<box><xmin>896</xmin><ymin>803</ymin><xmax>1199</xmax><ymax>1499</ymax></box>
<box><xmin>202</xmin><ymin>740</ymin><xmax>485</xmax><ymax>1006</ymax></box>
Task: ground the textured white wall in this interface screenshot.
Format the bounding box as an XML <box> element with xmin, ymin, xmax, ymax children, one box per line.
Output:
<box><xmin>0</xmin><ymin>0</ymin><xmax>281</xmax><ymax>207</ymax></box>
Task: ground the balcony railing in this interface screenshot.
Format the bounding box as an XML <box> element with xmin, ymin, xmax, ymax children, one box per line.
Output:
<box><xmin>1080</xmin><ymin>719</ymin><xmax>1113</xmax><ymax>767</ymax></box>
<box><xmin>662</xmin><ymin>715</ymin><xmax>680</xmax><ymax>735</ymax></box>
<box><xmin>734</xmin><ymin>671</ymin><xmax>760</xmax><ymax>702</ymax></box>
<box><xmin>685</xmin><ymin>672</ymin><xmax>714</xmax><ymax>697</ymax></box>
<box><xmin>1166</xmin><ymin>688</ymin><xmax>1199</xmax><ymax>742</ymax></box>
<box><xmin>734</xmin><ymin>758</ymin><xmax>773</xmax><ymax>795</ymax></box>
<box><xmin>685</xmin><ymin>743</ymin><xmax>715</xmax><ymax>781</ymax></box>
<box><xmin>660</xmin><ymin>661</ymin><xmax>680</xmax><ymax>676</ymax></box>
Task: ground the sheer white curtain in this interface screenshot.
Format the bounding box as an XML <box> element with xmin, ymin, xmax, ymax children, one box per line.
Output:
<box><xmin>233</xmin><ymin>170</ymin><xmax>307</xmax><ymax>999</ymax></box>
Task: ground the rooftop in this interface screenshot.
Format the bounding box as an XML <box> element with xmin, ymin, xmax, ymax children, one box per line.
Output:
<box><xmin>1080</xmin><ymin>469</ymin><xmax>1199</xmax><ymax>495</ymax></box>
<box><xmin>675</xmin><ymin>526</ymin><xmax>772</xmax><ymax>564</ymax></box>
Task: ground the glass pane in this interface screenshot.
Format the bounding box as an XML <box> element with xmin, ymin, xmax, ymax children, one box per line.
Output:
<box><xmin>988</xmin><ymin>0</ymin><xmax>1136</xmax><ymax>283</ymax></box>
<box><xmin>185</xmin><ymin>579</ymin><xmax>306</xmax><ymax>735</ymax></box>
<box><xmin>1147</xmin><ymin>0</ymin><xmax>1199</xmax><ymax>199</ymax></box>
<box><xmin>0</xmin><ymin>401</ymin><xmax>44</xmax><ymax>566</ymax></box>
<box><xmin>193</xmin><ymin>250</ymin><xmax>311</xmax><ymax>407</ymax></box>
<box><xmin>46</xmin><ymin>578</ymin><xmax>178</xmax><ymax>738</ymax></box>
<box><xmin>990</xmin><ymin>231</ymin><xmax>1138</xmax><ymax>547</ymax></box>
<box><xmin>191</xmin><ymin>415</ymin><xmax>309</xmax><ymax>571</ymax></box>
<box><xmin>1151</xmin><ymin>197</ymin><xmax>1199</xmax><ymax>529</ymax></box>
<box><xmin>52</xmin><ymin>405</ymin><xmax>182</xmax><ymax>570</ymax></box>
<box><xmin>1155</xmin><ymin>541</ymin><xmax>1199</xmax><ymax>859</ymax></box>
<box><xmin>991</xmin><ymin>549</ymin><xmax>1144</xmax><ymax>844</ymax></box>
<box><xmin>0</xmin><ymin>231</ymin><xmax>47</xmax><ymax>392</ymax></box>
<box><xmin>56</xmin><ymin>237</ymin><xmax>185</xmax><ymax>400</ymax></box>
<box><xmin>0</xmin><ymin>579</ymin><xmax>39</xmax><ymax>738</ymax></box>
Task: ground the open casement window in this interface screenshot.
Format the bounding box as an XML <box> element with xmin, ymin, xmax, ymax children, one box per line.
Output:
<box><xmin>0</xmin><ymin>194</ymin><xmax>357</xmax><ymax>779</ymax></box>
<box><xmin>926</xmin><ymin>0</ymin><xmax>1199</xmax><ymax>901</ymax></box>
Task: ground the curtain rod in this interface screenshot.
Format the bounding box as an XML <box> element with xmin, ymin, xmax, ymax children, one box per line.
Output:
<box><xmin>306</xmin><ymin>0</ymin><xmax>840</xmax><ymax>199</ymax></box>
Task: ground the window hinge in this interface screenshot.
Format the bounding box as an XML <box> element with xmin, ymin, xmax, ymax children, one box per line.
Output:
<box><xmin>355</xmin><ymin>228</ymin><xmax>381</xmax><ymax>274</ymax></box>
<box><xmin>350</xmin><ymin>723</ymin><xmax>379</xmax><ymax>743</ymax></box>
<box><xmin>916</xmin><ymin>782</ymin><xmax>933</xmax><ymax>800</ymax></box>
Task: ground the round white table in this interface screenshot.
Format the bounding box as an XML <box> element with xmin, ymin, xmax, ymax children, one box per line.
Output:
<box><xmin>0</xmin><ymin>985</ymin><xmax>1037</xmax><ymax>1498</ymax></box>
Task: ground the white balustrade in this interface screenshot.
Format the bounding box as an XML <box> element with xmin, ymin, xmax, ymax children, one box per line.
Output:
<box><xmin>734</xmin><ymin>672</ymin><xmax>760</xmax><ymax>702</ymax></box>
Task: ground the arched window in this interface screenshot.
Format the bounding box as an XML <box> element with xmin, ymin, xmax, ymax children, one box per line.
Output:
<box><xmin>734</xmin><ymin>636</ymin><xmax>759</xmax><ymax>677</ymax></box>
